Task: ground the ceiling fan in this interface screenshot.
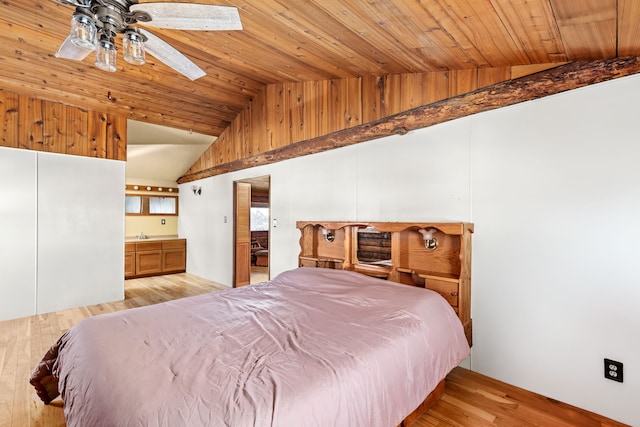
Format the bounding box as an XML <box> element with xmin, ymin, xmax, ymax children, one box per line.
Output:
<box><xmin>54</xmin><ymin>0</ymin><xmax>242</xmax><ymax>80</ymax></box>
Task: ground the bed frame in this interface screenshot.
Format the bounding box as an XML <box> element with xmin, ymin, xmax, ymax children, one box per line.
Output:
<box><xmin>296</xmin><ymin>221</ymin><xmax>473</xmax><ymax>426</ymax></box>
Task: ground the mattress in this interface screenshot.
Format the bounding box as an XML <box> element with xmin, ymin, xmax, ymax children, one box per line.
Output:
<box><xmin>31</xmin><ymin>267</ymin><xmax>470</xmax><ymax>427</ymax></box>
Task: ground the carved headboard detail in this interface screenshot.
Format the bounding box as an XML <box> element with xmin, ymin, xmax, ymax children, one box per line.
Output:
<box><xmin>296</xmin><ymin>221</ymin><xmax>474</xmax><ymax>346</ymax></box>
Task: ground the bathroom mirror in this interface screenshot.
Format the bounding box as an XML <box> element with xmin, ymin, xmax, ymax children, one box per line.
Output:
<box><xmin>125</xmin><ymin>195</ymin><xmax>178</xmax><ymax>215</ymax></box>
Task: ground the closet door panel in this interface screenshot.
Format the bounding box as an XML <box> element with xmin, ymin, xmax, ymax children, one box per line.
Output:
<box><xmin>36</xmin><ymin>153</ymin><xmax>125</xmax><ymax>314</ymax></box>
<box><xmin>0</xmin><ymin>148</ymin><xmax>37</xmax><ymax>321</ymax></box>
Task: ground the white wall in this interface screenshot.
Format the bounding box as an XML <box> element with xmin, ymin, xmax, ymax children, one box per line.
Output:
<box><xmin>470</xmin><ymin>78</ymin><xmax>640</xmax><ymax>424</ymax></box>
<box><xmin>0</xmin><ymin>149</ymin><xmax>125</xmax><ymax>320</ymax></box>
<box><xmin>0</xmin><ymin>148</ymin><xmax>37</xmax><ymax>320</ymax></box>
<box><xmin>180</xmin><ymin>74</ymin><xmax>640</xmax><ymax>425</ymax></box>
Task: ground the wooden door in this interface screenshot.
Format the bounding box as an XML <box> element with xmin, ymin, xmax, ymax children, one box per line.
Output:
<box><xmin>234</xmin><ymin>182</ymin><xmax>251</xmax><ymax>287</ymax></box>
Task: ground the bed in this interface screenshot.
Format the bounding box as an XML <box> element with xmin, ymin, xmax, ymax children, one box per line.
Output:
<box><xmin>31</xmin><ymin>221</ymin><xmax>473</xmax><ymax>427</ymax></box>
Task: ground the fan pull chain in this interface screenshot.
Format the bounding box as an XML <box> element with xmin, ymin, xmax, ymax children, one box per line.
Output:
<box><xmin>106</xmin><ymin>75</ymin><xmax>115</xmax><ymax>102</ymax></box>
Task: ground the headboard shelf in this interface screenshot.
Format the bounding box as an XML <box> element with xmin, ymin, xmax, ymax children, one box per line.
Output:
<box><xmin>299</xmin><ymin>256</ymin><xmax>346</xmax><ymax>269</ymax></box>
<box><xmin>415</xmin><ymin>271</ymin><xmax>459</xmax><ymax>282</ymax></box>
<box><xmin>296</xmin><ymin>221</ymin><xmax>474</xmax><ymax>346</ymax></box>
<box><xmin>352</xmin><ymin>263</ymin><xmax>392</xmax><ymax>278</ymax></box>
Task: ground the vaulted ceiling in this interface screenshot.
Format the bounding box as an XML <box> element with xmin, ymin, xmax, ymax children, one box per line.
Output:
<box><xmin>1</xmin><ymin>1</ymin><xmax>638</xmax><ymax>138</ymax></box>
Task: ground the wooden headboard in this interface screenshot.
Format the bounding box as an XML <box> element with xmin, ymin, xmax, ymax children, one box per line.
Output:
<box><xmin>296</xmin><ymin>221</ymin><xmax>473</xmax><ymax>346</ymax></box>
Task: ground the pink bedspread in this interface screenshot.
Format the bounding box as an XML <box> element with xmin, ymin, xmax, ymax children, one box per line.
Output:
<box><xmin>31</xmin><ymin>267</ymin><xmax>469</xmax><ymax>427</ymax></box>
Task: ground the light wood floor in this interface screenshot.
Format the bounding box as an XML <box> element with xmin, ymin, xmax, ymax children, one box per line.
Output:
<box><xmin>0</xmin><ymin>273</ymin><xmax>629</xmax><ymax>427</ymax></box>
<box><xmin>251</xmin><ymin>265</ymin><xmax>269</xmax><ymax>284</ymax></box>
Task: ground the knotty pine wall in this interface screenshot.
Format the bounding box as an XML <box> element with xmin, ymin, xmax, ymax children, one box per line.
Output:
<box><xmin>0</xmin><ymin>89</ymin><xmax>126</xmax><ymax>161</ymax></box>
<box><xmin>1</xmin><ymin>64</ymin><xmax>558</xmax><ymax>176</ymax></box>
<box><xmin>182</xmin><ymin>63</ymin><xmax>560</xmax><ymax>180</ymax></box>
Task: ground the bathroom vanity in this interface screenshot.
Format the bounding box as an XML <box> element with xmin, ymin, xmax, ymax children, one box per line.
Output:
<box><xmin>125</xmin><ymin>238</ymin><xmax>186</xmax><ymax>278</ymax></box>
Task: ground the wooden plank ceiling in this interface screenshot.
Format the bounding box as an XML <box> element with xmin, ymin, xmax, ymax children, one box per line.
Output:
<box><xmin>0</xmin><ymin>0</ymin><xmax>637</xmax><ymax>137</ymax></box>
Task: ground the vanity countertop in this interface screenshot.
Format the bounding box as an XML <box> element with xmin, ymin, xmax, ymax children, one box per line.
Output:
<box><xmin>125</xmin><ymin>235</ymin><xmax>181</xmax><ymax>242</ymax></box>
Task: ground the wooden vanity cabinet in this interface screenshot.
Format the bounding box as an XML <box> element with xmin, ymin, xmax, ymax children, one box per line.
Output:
<box><xmin>135</xmin><ymin>241</ymin><xmax>163</xmax><ymax>276</ymax></box>
<box><xmin>124</xmin><ymin>242</ymin><xmax>136</xmax><ymax>278</ymax></box>
<box><xmin>162</xmin><ymin>239</ymin><xmax>187</xmax><ymax>273</ymax></box>
<box><xmin>125</xmin><ymin>239</ymin><xmax>186</xmax><ymax>278</ymax></box>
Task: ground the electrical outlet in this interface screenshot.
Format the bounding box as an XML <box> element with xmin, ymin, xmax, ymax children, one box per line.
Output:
<box><xmin>604</xmin><ymin>358</ymin><xmax>623</xmax><ymax>383</ymax></box>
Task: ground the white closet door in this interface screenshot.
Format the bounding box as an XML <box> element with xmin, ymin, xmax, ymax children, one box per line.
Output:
<box><xmin>36</xmin><ymin>153</ymin><xmax>125</xmax><ymax>314</ymax></box>
<box><xmin>0</xmin><ymin>148</ymin><xmax>37</xmax><ymax>321</ymax></box>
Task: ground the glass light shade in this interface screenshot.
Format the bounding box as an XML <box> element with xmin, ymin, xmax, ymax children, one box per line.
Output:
<box><xmin>123</xmin><ymin>32</ymin><xmax>146</xmax><ymax>65</ymax></box>
<box><xmin>95</xmin><ymin>39</ymin><xmax>117</xmax><ymax>72</ymax></box>
<box><xmin>70</xmin><ymin>14</ymin><xmax>96</xmax><ymax>50</ymax></box>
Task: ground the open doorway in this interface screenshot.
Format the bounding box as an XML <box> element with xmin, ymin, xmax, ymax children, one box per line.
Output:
<box><xmin>233</xmin><ymin>175</ymin><xmax>270</xmax><ymax>287</ymax></box>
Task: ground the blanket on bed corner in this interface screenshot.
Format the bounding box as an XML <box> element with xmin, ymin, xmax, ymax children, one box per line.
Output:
<box><xmin>31</xmin><ymin>340</ymin><xmax>64</xmax><ymax>404</ymax></box>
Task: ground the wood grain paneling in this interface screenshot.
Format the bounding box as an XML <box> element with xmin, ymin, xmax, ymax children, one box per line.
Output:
<box><xmin>2</xmin><ymin>1</ymin><xmax>637</xmax><ymax>179</ymax></box>
<box><xmin>179</xmin><ymin>57</ymin><xmax>640</xmax><ymax>184</ymax></box>
<box><xmin>0</xmin><ymin>91</ymin><xmax>19</xmax><ymax>148</ymax></box>
<box><xmin>550</xmin><ymin>0</ymin><xmax>617</xmax><ymax>59</ymax></box>
<box><xmin>618</xmin><ymin>0</ymin><xmax>640</xmax><ymax>57</ymax></box>
<box><xmin>184</xmin><ymin>67</ymin><xmax>489</xmax><ymax>179</ymax></box>
<box><xmin>0</xmin><ymin>1</ymin><xmax>633</xmax><ymax>137</ymax></box>
<box><xmin>0</xmin><ymin>89</ymin><xmax>126</xmax><ymax>161</ymax></box>
<box><xmin>491</xmin><ymin>0</ymin><xmax>567</xmax><ymax>64</ymax></box>
<box><xmin>477</xmin><ymin>67</ymin><xmax>511</xmax><ymax>88</ymax></box>
<box><xmin>46</xmin><ymin>102</ymin><xmax>66</xmax><ymax>154</ymax></box>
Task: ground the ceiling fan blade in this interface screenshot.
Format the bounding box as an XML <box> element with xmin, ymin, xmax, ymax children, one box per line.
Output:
<box><xmin>140</xmin><ymin>29</ymin><xmax>206</xmax><ymax>81</ymax></box>
<box><xmin>131</xmin><ymin>3</ymin><xmax>242</xmax><ymax>30</ymax></box>
<box><xmin>55</xmin><ymin>36</ymin><xmax>94</xmax><ymax>61</ymax></box>
<box><xmin>53</xmin><ymin>0</ymin><xmax>90</xmax><ymax>7</ymax></box>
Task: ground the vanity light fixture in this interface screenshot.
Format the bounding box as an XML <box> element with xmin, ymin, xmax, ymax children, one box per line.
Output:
<box><xmin>418</xmin><ymin>228</ymin><xmax>438</xmax><ymax>251</ymax></box>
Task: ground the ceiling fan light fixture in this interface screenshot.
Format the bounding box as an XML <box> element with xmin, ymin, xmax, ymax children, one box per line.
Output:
<box><xmin>55</xmin><ymin>1</ymin><xmax>242</xmax><ymax>79</ymax></box>
<box><xmin>70</xmin><ymin>9</ymin><xmax>96</xmax><ymax>50</ymax></box>
<box><xmin>95</xmin><ymin>36</ymin><xmax>117</xmax><ymax>72</ymax></box>
<box><xmin>123</xmin><ymin>30</ymin><xmax>146</xmax><ymax>65</ymax></box>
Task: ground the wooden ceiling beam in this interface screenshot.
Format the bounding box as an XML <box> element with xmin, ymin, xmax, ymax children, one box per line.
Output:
<box><xmin>178</xmin><ymin>57</ymin><xmax>640</xmax><ymax>183</ymax></box>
